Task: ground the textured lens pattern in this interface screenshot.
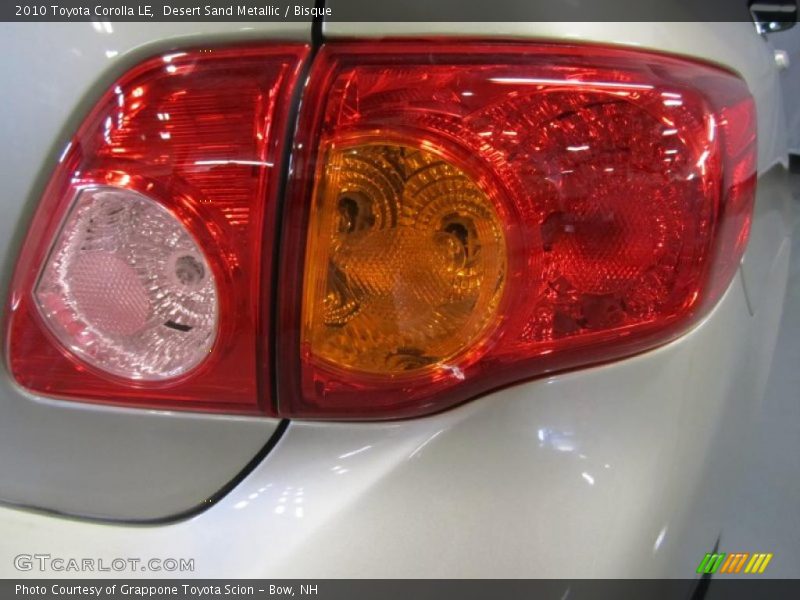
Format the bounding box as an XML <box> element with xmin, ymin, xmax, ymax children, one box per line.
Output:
<box><xmin>282</xmin><ymin>43</ymin><xmax>756</xmax><ymax>418</ymax></box>
<box><xmin>8</xmin><ymin>45</ymin><xmax>307</xmax><ymax>412</ymax></box>
<box><xmin>478</xmin><ymin>90</ymin><xmax>715</xmax><ymax>339</ymax></box>
<box><xmin>305</xmin><ymin>145</ymin><xmax>505</xmax><ymax>374</ymax></box>
<box><xmin>35</xmin><ymin>187</ymin><xmax>217</xmax><ymax>380</ymax></box>
<box><xmin>314</xmin><ymin>60</ymin><xmax>743</xmax><ymax>354</ymax></box>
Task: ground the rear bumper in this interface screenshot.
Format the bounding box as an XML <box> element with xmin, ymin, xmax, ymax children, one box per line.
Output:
<box><xmin>0</xmin><ymin>241</ymin><xmax>790</xmax><ymax>577</ymax></box>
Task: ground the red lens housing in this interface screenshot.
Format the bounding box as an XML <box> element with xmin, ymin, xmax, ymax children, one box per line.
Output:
<box><xmin>7</xmin><ymin>44</ymin><xmax>308</xmax><ymax>413</ymax></box>
<box><xmin>5</xmin><ymin>41</ymin><xmax>756</xmax><ymax>420</ymax></box>
<box><xmin>276</xmin><ymin>41</ymin><xmax>756</xmax><ymax>419</ymax></box>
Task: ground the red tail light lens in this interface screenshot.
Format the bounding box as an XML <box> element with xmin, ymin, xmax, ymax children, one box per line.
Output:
<box><xmin>6</xmin><ymin>41</ymin><xmax>755</xmax><ymax>420</ymax></box>
<box><xmin>7</xmin><ymin>45</ymin><xmax>308</xmax><ymax>413</ymax></box>
<box><xmin>277</xmin><ymin>42</ymin><xmax>756</xmax><ymax>419</ymax></box>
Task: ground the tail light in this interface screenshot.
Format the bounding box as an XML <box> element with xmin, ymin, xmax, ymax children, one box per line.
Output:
<box><xmin>7</xmin><ymin>41</ymin><xmax>755</xmax><ymax>420</ymax></box>
<box><xmin>6</xmin><ymin>45</ymin><xmax>309</xmax><ymax>413</ymax></box>
<box><xmin>276</xmin><ymin>42</ymin><xmax>756</xmax><ymax>419</ymax></box>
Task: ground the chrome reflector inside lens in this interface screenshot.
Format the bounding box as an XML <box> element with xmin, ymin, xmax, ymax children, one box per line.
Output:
<box><xmin>34</xmin><ymin>186</ymin><xmax>218</xmax><ymax>380</ymax></box>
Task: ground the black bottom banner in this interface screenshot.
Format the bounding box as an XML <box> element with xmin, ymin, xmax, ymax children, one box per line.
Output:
<box><xmin>5</xmin><ymin>579</ymin><xmax>800</xmax><ymax>600</ymax></box>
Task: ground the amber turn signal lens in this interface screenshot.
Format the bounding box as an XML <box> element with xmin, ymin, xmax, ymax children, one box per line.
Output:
<box><xmin>302</xmin><ymin>144</ymin><xmax>506</xmax><ymax>375</ymax></box>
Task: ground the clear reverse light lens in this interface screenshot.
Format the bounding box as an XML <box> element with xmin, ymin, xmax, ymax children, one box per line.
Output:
<box><xmin>34</xmin><ymin>186</ymin><xmax>218</xmax><ymax>380</ymax></box>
